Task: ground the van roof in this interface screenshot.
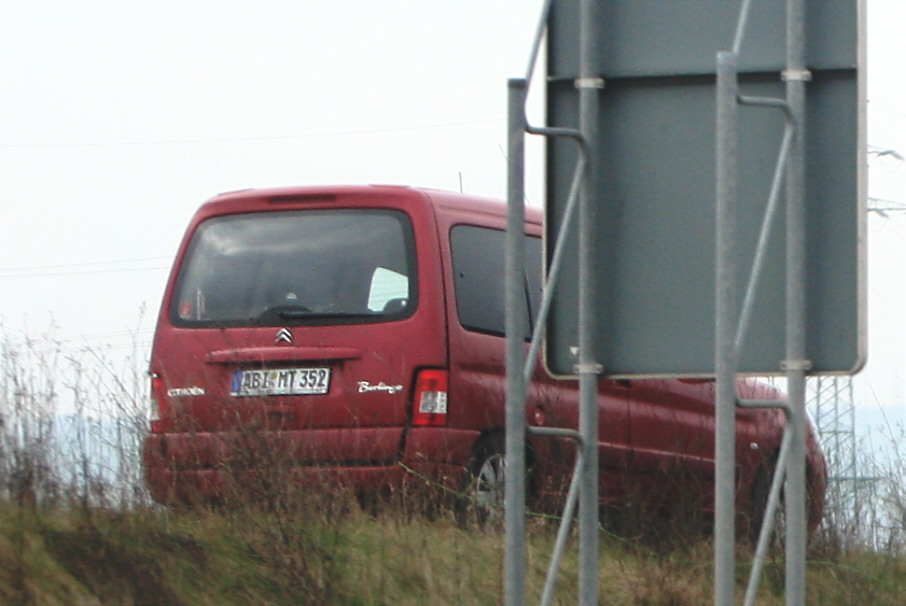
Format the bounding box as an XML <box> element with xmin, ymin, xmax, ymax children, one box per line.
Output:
<box><xmin>206</xmin><ymin>184</ymin><xmax>543</xmax><ymax>226</ymax></box>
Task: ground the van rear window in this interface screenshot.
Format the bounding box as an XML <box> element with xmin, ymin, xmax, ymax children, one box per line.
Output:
<box><xmin>170</xmin><ymin>209</ymin><xmax>416</xmax><ymax>327</ymax></box>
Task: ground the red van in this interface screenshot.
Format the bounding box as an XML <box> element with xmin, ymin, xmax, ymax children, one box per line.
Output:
<box><xmin>143</xmin><ymin>184</ymin><xmax>825</xmax><ymax>530</ymax></box>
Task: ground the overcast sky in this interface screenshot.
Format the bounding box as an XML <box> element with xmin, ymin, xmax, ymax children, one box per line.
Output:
<box><xmin>1</xmin><ymin>1</ymin><xmax>903</xmax><ymax>425</ymax></box>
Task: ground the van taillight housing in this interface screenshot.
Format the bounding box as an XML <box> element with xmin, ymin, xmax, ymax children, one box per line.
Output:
<box><xmin>149</xmin><ymin>372</ymin><xmax>166</xmax><ymax>430</ymax></box>
<box><xmin>412</xmin><ymin>369</ymin><xmax>448</xmax><ymax>427</ymax></box>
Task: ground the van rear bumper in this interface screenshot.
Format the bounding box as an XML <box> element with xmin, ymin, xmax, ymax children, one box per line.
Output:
<box><xmin>142</xmin><ymin>427</ymin><xmax>480</xmax><ymax>505</ymax></box>
<box><xmin>144</xmin><ymin>464</ymin><xmax>465</xmax><ymax>504</ymax></box>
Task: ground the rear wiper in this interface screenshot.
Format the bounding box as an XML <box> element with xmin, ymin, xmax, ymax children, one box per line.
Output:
<box><xmin>269</xmin><ymin>304</ymin><xmax>313</xmax><ymax>319</ymax></box>
<box><xmin>261</xmin><ymin>305</ymin><xmax>376</xmax><ymax>321</ymax></box>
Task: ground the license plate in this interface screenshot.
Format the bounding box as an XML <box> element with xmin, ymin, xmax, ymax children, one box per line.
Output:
<box><xmin>231</xmin><ymin>367</ymin><xmax>330</xmax><ymax>397</ymax></box>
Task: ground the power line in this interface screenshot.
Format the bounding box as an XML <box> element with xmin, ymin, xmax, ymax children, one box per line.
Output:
<box><xmin>868</xmin><ymin>146</ymin><xmax>905</xmax><ymax>161</ymax></box>
<box><xmin>0</xmin><ymin>118</ymin><xmax>504</xmax><ymax>150</ymax></box>
<box><xmin>1</xmin><ymin>256</ymin><xmax>172</xmax><ymax>272</ymax></box>
<box><xmin>868</xmin><ymin>197</ymin><xmax>906</xmax><ymax>216</ymax></box>
<box><xmin>2</xmin><ymin>265</ymin><xmax>170</xmax><ymax>279</ymax></box>
<box><xmin>1</xmin><ymin>328</ymin><xmax>155</xmax><ymax>358</ymax></box>
<box><xmin>1</xmin><ymin>256</ymin><xmax>172</xmax><ymax>279</ymax></box>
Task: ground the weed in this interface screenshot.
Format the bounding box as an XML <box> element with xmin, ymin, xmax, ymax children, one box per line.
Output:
<box><xmin>1</xmin><ymin>325</ymin><xmax>905</xmax><ymax>604</ymax></box>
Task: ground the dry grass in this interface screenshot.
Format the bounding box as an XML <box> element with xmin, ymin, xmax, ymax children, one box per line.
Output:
<box><xmin>1</xmin><ymin>325</ymin><xmax>905</xmax><ymax>605</ymax></box>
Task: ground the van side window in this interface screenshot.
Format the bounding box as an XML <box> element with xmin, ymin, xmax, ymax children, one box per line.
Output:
<box><xmin>525</xmin><ymin>235</ymin><xmax>543</xmax><ymax>327</ymax></box>
<box><xmin>450</xmin><ymin>225</ymin><xmax>537</xmax><ymax>339</ymax></box>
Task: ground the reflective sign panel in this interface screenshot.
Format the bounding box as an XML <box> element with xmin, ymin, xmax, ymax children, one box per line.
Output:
<box><xmin>545</xmin><ymin>0</ymin><xmax>864</xmax><ymax>377</ymax></box>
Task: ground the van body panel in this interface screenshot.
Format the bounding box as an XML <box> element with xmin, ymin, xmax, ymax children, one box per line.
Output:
<box><xmin>205</xmin><ymin>346</ymin><xmax>365</xmax><ymax>364</ymax></box>
<box><xmin>145</xmin><ymin>464</ymin><xmax>412</xmax><ymax>503</ymax></box>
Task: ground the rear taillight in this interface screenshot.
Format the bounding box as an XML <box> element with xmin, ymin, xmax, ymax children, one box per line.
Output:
<box><xmin>149</xmin><ymin>372</ymin><xmax>165</xmax><ymax>428</ymax></box>
<box><xmin>412</xmin><ymin>369</ymin><xmax>448</xmax><ymax>427</ymax></box>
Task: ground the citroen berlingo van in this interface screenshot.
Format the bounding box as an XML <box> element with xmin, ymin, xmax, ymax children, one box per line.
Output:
<box><xmin>143</xmin><ymin>184</ymin><xmax>825</xmax><ymax>529</ymax></box>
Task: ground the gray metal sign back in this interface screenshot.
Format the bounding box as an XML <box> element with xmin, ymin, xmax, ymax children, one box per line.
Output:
<box><xmin>545</xmin><ymin>0</ymin><xmax>865</xmax><ymax>377</ymax></box>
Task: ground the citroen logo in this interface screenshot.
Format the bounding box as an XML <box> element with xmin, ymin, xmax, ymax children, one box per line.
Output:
<box><xmin>275</xmin><ymin>327</ymin><xmax>293</xmax><ymax>344</ymax></box>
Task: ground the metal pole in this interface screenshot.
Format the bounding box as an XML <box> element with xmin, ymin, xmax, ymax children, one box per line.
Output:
<box><xmin>784</xmin><ymin>0</ymin><xmax>810</xmax><ymax>603</ymax></box>
<box><xmin>745</xmin><ymin>414</ymin><xmax>794</xmax><ymax>606</ymax></box>
<box><xmin>578</xmin><ymin>0</ymin><xmax>602</xmax><ymax>603</ymax></box>
<box><xmin>714</xmin><ymin>50</ymin><xmax>739</xmax><ymax>606</ymax></box>
<box><xmin>504</xmin><ymin>78</ymin><xmax>528</xmax><ymax>606</ymax></box>
<box><xmin>540</xmin><ymin>441</ymin><xmax>583</xmax><ymax>606</ymax></box>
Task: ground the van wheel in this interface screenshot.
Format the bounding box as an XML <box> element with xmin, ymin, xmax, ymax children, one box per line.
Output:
<box><xmin>459</xmin><ymin>434</ymin><xmax>507</xmax><ymax>528</ymax></box>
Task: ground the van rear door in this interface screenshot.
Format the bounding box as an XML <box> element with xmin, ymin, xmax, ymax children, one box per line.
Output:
<box><xmin>151</xmin><ymin>189</ymin><xmax>447</xmax><ymax>468</ymax></box>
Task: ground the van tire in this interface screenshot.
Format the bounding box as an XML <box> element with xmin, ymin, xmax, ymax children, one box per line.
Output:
<box><xmin>458</xmin><ymin>433</ymin><xmax>507</xmax><ymax>528</ymax></box>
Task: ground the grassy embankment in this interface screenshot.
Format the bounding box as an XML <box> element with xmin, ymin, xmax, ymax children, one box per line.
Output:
<box><xmin>1</xmin><ymin>493</ymin><xmax>905</xmax><ymax>605</ymax></box>
<box><xmin>1</xmin><ymin>328</ymin><xmax>904</xmax><ymax>604</ymax></box>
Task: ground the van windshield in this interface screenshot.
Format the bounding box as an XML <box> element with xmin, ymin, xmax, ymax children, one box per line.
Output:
<box><xmin>170</xmin><ymin>209</ymin><xmax>416</xmax><ymax>327</ymax></box>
